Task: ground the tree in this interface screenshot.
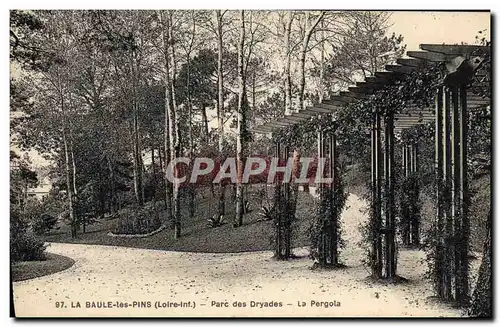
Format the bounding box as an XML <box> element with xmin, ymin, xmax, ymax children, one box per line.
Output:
<box><xmin>158</xmin><ymin>10</ymin><xmax>184</xmax><ymax>238</ymax></box>
<box><xmin>11</xmin><ymin>11</ymin><xmax>162</xmax><ymax>237</ymax></box>
<box><xmin>324</xmin><ymin>12</ymin><xmax>406</xmax><ymax>88</ymax></box>
<box><xmin>10</xmin><ymin>152</ymin><xmax>38</xmax><ymax>210</ymax></box>
<box><xmin>10</xmin><ymin>10</ymin><xmax>44</xmax><ymax>69</ymax></box>
<box><xmin>16</xmin><ymin>11</ymin><xmax>82</xmax><ymax>238</ymax></box>
<box><xmin>214</xmin><ymin>10</ymin><xmax>228</xmax><ymax>219</ymax></box>
<box><xmin>177</xmin><ymin>49</ymin><xmax>218</xmax><ymax>142</ymax></box>
<box><xmin>283</xmin><ymin>11</ymin><xmax>294</xmax><ymax>115</ymax></box>
<box><xmin>297</xmin><ymin>11</ymin><xmax>325</xmax><ymax>111</ymax></box>
<box><xmin>234</xmin><ymin>10</ymin><xmax>248</xmax><ymax>227</ymax></box>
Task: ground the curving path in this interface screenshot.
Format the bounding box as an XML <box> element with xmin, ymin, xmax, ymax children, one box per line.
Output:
<box><xmin>13</xmin><ymin>195</ymin><xmax>470</xmax><ymax>318</ymax></box>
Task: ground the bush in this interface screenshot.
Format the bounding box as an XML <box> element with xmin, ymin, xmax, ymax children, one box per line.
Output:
<box><xmin>258</xmin><ymin>205</ymin><xmax>274</xmax><ymax>221</ymax></box>
<box><xmin>23</xmin><ymin>195</ymin><xmax>62</xmax><ymax>235</ymax></box>
<box><xmin>469</xmin><ymin>214</ymin><xmax>492</xmax><ymax>317</ymax></box>
<box><xmin>10</xmin><ymin>208</ymin><xmax>46</xmax><ymax>262</ymax></box>
<box><xmin>32</xmin><ymin>213</ymin><xmax>58</xmax><ymax>235</ymax></box>
<box><xmin>114</xmin><ymin>202</ymin><xmax>162</xmax><ymax>235</ymax></box>
<box><xmin>207</xmin><ymin>214</ymin><xmax>225</xmax><ymax>228</ymax></box>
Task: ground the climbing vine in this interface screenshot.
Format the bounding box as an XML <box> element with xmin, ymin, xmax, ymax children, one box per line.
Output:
<box><xmin>309</xmin><ymin>164</ymin><xmax>348</xmax><ymax>266</ymax></box>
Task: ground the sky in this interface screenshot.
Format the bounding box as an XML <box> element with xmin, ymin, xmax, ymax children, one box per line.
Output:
<box><xmin>388</xmin><ymin>11</ymin><xmax>490</xmax><ymax>52</ymax></box>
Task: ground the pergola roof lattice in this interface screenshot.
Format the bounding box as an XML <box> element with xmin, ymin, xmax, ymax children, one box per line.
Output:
<box><xmin>252</xmin><ymin>44</ymin><xmax>490</xmax><ymax>135</ymax></box>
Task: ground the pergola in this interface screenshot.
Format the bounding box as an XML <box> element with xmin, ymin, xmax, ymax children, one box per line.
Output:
<box><xmin>252</xmin><ymin>44</ymin><xmax>491</xmax><ymax>305</ymax></box>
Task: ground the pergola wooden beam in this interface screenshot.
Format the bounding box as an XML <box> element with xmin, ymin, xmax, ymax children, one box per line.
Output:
<box><xmin>468</xmin><ymin>100</ymin><xmax>491</xmax><ymax>105</ymax></box>
<box><xmin>255</xmin><ymin>125</ymin><xmax>274</xmax><ymax>131</ymax></box>
<box><xmin>396</xmin><ymin>58</ymin><xmax>425</xmax><ymax>67</ymax></box>
<box><xmin>292</xmin><ymin>112</ymin><xmax>315</xmax><ymax>118</ymax></box>
<box><xmin>322</xmin><ymin>99</ymin><xmax>348</xmax><ymax>106</ymax></box>
<box><xmin>366</xmin><ymin>76</ymin><xmax>394</xmax><ymax>86</ymax></box>
<box><xmin>395</xmin><ymin>127</ymin><xmax>425</xmax><ymax>131</ymax></box>
<box><xmin>386</xmin><ymin>64</ymin><xmax>418</xmax><ymax>74</ymax></box>
<box><xmin>268</xmin><ymin>121</ymin><xmax>291</xmax><ymax>127</ymax></box>
<box><xmin>395</xmin><ymin>123</ymin><xmax>435</xmax><ymax>128</ymax></box>
<box><xmin>252</xmin><ymin>127</ymin><xmax>274</xmax><ymax>133</ymax></box>
<box><xmin>395</xmin><ymin>119</ymin><xmax>435</xmax><ymax>124</ymax></box>
<box><xmin>322</xmin><ymin>95</ymin><xmax>353</xmax><ymax>107</ymax></box>
<box><xmin>395</xmin><ymin>118</ymin><xmax>435</xmax><ymax>124</ymax></box>
<box><xmin>340</xmin><ymin>91</ymin><xmax>368</xmax><ymax>100</ymax></box>
<box><xmin>277</xmin><ymin>117</ymin><xmax>300</xmax><ymax>125</ymax></box>
<box><xmin>349</xmin><ymin>86</ymin><xmax>375</xmax><ymax>94</ymax></box>
<box><xmin>375</xmin><ymin>71</ymin><xmax>405</xmax><ymax>80</ymax></box>
<box><xmin>281</xmin><ymin>116</ymin><xmax>309</xmax><ymax>123</ymax></box>
<box><xmin>357</xmin><ymin>80</ymin><xmax>388</xmax><ymax>90</ymax></box>
<box><xmin>396</xmin><ymin>112</ymin><xmax>435</xmax><ymax>118</ymax></box>
<box><xmin>467</xmin><ymin>95</ymin><xmax>490</xmax><ymax>100</ymax></box>
<box><xmin>395</xmin><ymin>123</ymin><xmax>434</xmax><ymax>129</ymax></box>
<box><xmin>420</xmin><ymin>44</ymin><xmax>490</xmax><ymax>55</ymax></box>
<box><xmin>396</xmin><ymin>119</ymin><xmax>434</xmax><ymax>124</ymax></box>
<box><xmin>467</xmin><ymin>94</ymin><xmax>490</xmax><ymax>99</ymax></box>
<box><xmin>407</xmin><ymin>51</ymin><xmax>457</xmax><ymax>62</ymax></box>
<box><xmin>396</xmin><ymin>111</ymin><xmax>434</xmax><ymax>116</ymax></box>
<box><xmin>304</xmin><ymin>106</ymin><xmax>332</xmax><ymax>114</ymax></box>
<box><xmin>394</xmin><ymin>122</ymin><xmax>433</xmax><ymax>127</ymax></box>
<box><xmin>316</xmin><ymin>103</ymin><xmax>341</xmax><ymax>111</ymax></box>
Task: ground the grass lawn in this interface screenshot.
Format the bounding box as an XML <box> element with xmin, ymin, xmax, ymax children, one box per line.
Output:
<box><xmin>42</xmin><ymin>185</ymin><xmax>319</xmax><ymax>253</ymax></box>
<box><xmin>41</xmin><ymin>172</ymin><xmax>490</xmax><ymax>254</ymax></box>
<box><xmin>11</xmin><ymin>253</ymin><xmax>75</xmax><ymax>282</ymax></box>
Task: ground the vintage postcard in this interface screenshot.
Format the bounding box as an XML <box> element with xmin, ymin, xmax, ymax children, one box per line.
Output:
<box><xmin>9</xmin><ymin>9</ymin><xmax>492</xmax><ymax>318</ymax></box>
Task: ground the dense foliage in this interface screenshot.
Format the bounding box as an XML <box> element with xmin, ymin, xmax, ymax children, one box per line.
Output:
<box><xmin>114</xmin><ymin>202</ymin><xmax>163</xmax><ymax>235</ymax></box>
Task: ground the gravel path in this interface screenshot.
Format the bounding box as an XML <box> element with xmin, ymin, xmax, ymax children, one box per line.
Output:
<box><xmin>13</xmin><ymin>195</ymin><xmax>471</xmax><ymax>317</ymax></box>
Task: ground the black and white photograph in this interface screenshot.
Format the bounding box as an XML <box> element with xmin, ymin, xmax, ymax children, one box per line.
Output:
<box><xmin>8</xmin><ymin>8</ymin><xmax>492</xmax><ymax>318</ymax></box>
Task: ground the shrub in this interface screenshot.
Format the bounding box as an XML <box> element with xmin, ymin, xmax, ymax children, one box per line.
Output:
<box><xmin>33</xmin><ymin>213</ymin><xmax>58</xmax><ymax>235</ymax></box>
<box><xmin>258</xmin><ymin>205</ymin><xmax>274</xmax><ymax>221</ymax></box>
<box><xmin>24</xmin><ymin>195</ymin><xmax>63</xmax><ymax>235</ymax></box>
<box><xmin>113</xmin><ymin>202</ymin><xmax>162</xmax><ymax>235</ymax></box>
<box><xmin>207</xmin><ymin>214</ymin><xmax>225</xmax><ymax>228</ymax></box>
<box><xmin>243</xmin><ymin>199</ymin><xmax>250</xmax><ymax>213</ymax></box>
<box><xmin>10</xmin><ymin>208</ymin><xmax>46</xmax><ymax>262</ymax></box>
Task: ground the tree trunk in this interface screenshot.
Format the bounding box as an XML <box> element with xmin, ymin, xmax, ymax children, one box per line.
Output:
<box><xmin>298</xmin><ymin>11</ymin><xmax>325</xmax><ymax>111</ymax></box>
<box><xmin>106</xmin><ymin>155</ymin><xmax>116</xmax><ymax>214</ymax></box>
<box><xmin>215</xmin><ymin>10</ymin><xmax>226</xmax><ymax>218</ymax></box>
<box><xmin>69</xmin><ymin>130</ymin><xmax>78</xmax><ymax>199</ymax></box>
<box><xmin>151</xmin><ymin>147</ymin><xmax>156</xmax><ymax>200</ymax></box>
<box><xmin>291</xmin><ymin>12</ymin><xmax>325</xmax><ymax>225</ymax></box>
<box><xmin>67</xmin><ymin>112</ymin><xmax>80</xmax><ymax>233</ymax></box>
<box><xmin>200</xmin><ymin>103</ymin><xmax>210</xmax><ymax>142</ymax></box>
<box><xmin>235</xmin><ymin>10</ymin><xmax>247</xmax><ymax>228</ymax></box>
<box><xmin>215</xmin><ymin>10</ymin><xmax>225</xmax><ymax>153</ymax></box>
<box><xmin>158</xmin><ymin>145</ymin><xmax>168</xmax><ymax>210</ymax></box>
<box><xmin>61</xmin><ymin>113</ymin><xmax>76</xmax><ymax>238</ymax></box>
<box><xmin>130</xmin><ymin>47</ymin><xmax>144</xmax><ymax>207</ymax></box>
<box><xmin>140</xmin><ymin>140</ymin><xmax>146</xmax><ymax>204</ymax></box>
<box><xmin>186</xmin><ymin>39</ymin><xmax>196</xmax><ymax>220</ymax></box>
<box><xmin>319</xmin><ymin>19</ymin><xmax>325</xmax><ymax>103</ymax></box>
<box><xmin>167</xmin><ymin>11</ymin><xmax>181</xmax><ymax>239</ymax></box>
<box><xmin>159</xmin><ymin>10</ymin><xmax>174</xmax><ymax>225</ymax></box>
<box><xmin>67</xmin><ymin>93</ymin><xmax>79</xmax><ymax>205</ymax></box>
<box><xmin>131</xmin><ymin>113</ymin><xmax>143</xmax><ymax>206</ymax></box>
<box><xmin>251</xmin><ymin>69</ymin><xmax>256</xmax><ymax>109</ymax></box>
<box><xmin>284</xmin><ymin>12</ymin><xmax>293</xmax><ymax>115</ymax></box>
